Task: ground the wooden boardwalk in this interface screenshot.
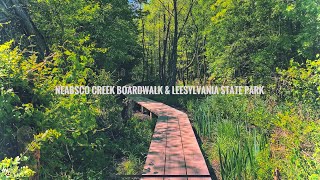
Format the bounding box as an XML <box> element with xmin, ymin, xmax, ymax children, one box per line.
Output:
<box><xmin>128</xmin><ymin>96</ymin><xmax>211</xmax><ymax>180</ymax></box>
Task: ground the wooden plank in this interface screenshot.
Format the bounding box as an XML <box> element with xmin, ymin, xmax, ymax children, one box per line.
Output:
<box><xmin>142</xmin><ymin>116</ymin><xmax>167</xmax><ymax>176</ymax></box>
<box><xmin>164</xmin><ymin>116</ymin><xmax>187</xmax><ymax>180</ymax></box>
<box><xmin>141</xmin><ymin>177</ymin><xmax>163</xmax><ymax>180</ymax></box>
<box><xmin>165</xmin><ymin>117</ymin><xmax>186</xmax><ymax>177</ymax></box>
<box><xmin>179</xmin><ymin>116</ymin><xmax>210</xmax><ymax>176</ymax></box>
<box><xmin>141</xmin><ymin>173</ymin><xmax>164</xmax><ymax>180</ymax></box>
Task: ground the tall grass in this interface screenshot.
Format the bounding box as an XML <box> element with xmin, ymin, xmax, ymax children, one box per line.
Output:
<box><xmin>191</xmin><ymin>95</ymin><xmax>269</xmax><ymax>179</ymax></box>
<box><xmin>218</xmin><ymin>128</ymin><xmax>268</xmax><ymax>180</ymax></box>
<box><xmin>191</xmin><ymin>95</ymin><xmax>248</xmax><ymax>139</ymax></box>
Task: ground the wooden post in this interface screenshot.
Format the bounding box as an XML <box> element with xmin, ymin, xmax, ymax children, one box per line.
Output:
<box><xmin>141</xmin><ymin>106</ymin><xmax>144</xmax><ymax>113</ymax></box>
<box><xmin>150</xmin><ymin>111</ymin><xmax>152</xmax><ymax>119</ymax></box>
<box><xmin>274</xmin><ymin>168</ymin><xmax>281</xmax><ymax>180</ymax></box>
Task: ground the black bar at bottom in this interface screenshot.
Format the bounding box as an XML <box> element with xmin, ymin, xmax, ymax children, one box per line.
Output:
<box><xmin>115</xmin><ymin>175</ymin><xmax>211</xmax><ymax>177</ymax></box>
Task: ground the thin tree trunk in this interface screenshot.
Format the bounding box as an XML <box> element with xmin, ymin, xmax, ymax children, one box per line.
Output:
<box><xmin>162</xmin><ymin>13</ymin><xmax>170</xmax><ymax>85</ymax></box>
<box><xmin>169</xmin><ymin>0</ymin><xmax>178</xmax><ymax>87</ymax></box>
<box><xmin>141</xmin><ymin>5</ymin><xmax>146</xmax><ymax>81</ymax></box>
<box><xmin>158</xmin><ymin>14</ymin><xmax>162</xmax><ymax>82</ymax></box>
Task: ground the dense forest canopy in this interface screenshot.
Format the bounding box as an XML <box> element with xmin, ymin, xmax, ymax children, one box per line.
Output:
<box><xmin>0</xmin><ymin>0</ymin><xmax>319</xmax><ymax>179</ymax></box>
<box><xmin>137</xmin><ymin>0</ymin><xmax>320</xmax><ymax>85</ymax></box>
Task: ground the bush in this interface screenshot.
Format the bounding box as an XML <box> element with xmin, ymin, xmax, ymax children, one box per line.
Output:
<box><xmin>191</xmin><ymin>93</ymin><xmax>319</xmax><ymax>179</ymax></box>
<box><xmin>0</xmin><ymin>156</ymin><xmax>35</xmax><ymax>179</ymax></box>
<box><xmin>276</xmin><ymin>59</ymin><xmax>320</xmax><ymax>107</ymax></box>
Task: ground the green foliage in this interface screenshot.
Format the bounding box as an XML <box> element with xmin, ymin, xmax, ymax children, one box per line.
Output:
<box><xmin>0</xmin><ymin>156</ymin><xmax>35</xmax><ymax>179</ymax></box>
<box><xmin>0</xmin><ymin>129</ymin><xmax>60</xmax><ymax>179</ymax></box>
<box><xmin>115</xmin><ymin>116</ymin><xmax>155</xmax><ymax>175</ymax></box>
<box><xmin>219</xmin><ymin>132</ymin><xmax>268</xmax><ymax>180</ymax></box>
<box><xmin>0</xmin><ymin>87</ymin><xmax>21</xmax><ymax>159</ymax></box>
<box><xmin>0</xmin><ymin>40</ymin><xmax>119</xmax><ymax>178</ymax></box>
<box><xmin>192</xmin><ymin>93</ymin><xmax>319</xmax><ymax>179</ymax></box>
<box><xmin>30</xmin><ymin>0</ymin><xmax>142</xmax><ymax>82</ymax></box>
<box><xmin>0</xmin><ymin>41</ymin><xmax>37</xmax><ymax>159</ymax></box>
<box><xmin>1</xmin><ymin>0</ymin><xmax>319</xmax><ymax>179</ymax></box>
<box><xmin>276</xmin><ymin>59</ymin><xmax>320</xmax><ymax>106</ymax></box>
<box><xmin>121</xmin><ymin>116</ymin><xmax>155</xmax><ymax>159</ymax></box>
<box><xmin>192</xmin><ymin>95</ymin><xmax>271</xmax><ymax>179</ymax></box>
<box><xmin>206</xmin><ymin>0</ymin><xmax>320</xmax><ymax>83</ymax></box>
<box><xmin>138</xmin><ymin>0</ymin><xmax>208</xmax><ymax>84</ymax></box>
<box><xmin>27</xmin><ymin>129</ymin><xmax>61</xmax><ymax>151</ymax></box>
<box><xmin>116</xmin><ymin>154</ymin><xmax>142</xmax><ymax>175</ymax></box>
<box><xmin>192</xmin><ymin>95</ymin><xmax>248</xmax><ymax>139</ymax></box>
<box><xmin>270</xmin><ymin>108</ymin><xmax>320</xmax><ymax>179</ymax></box>
<box><xmin>0</xmin><ymin>0</ymin><xmax>146</xmax><ymax>176</ymax></box>
<box><xmin>0</xmin><ymin>38</ymin><xmax>152</xmax><ymax>178</ymax></box>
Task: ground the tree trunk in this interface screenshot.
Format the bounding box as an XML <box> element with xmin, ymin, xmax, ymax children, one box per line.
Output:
<box><xmin>141</xmin><ymin>8</ymin><xmax>146</xmax><ymax>82</ymax></box>
<box><xmin>162</xmin><ymin>13</ymin><xmax>170</xmax><ymax>85</ymax></box>
<box><xmin>158</xmin><ymin>14</ymin><xmax>162</xmax><ymax>82</ymax></box>
<box><xmin>1</xmin><ymin>0</ymin><xmax>49</xmax><ymax>59</ymax></box>
<box><xmin>169</xmin><ymin>0</ymin><xmax>178</xmax><ymax>87</ymax></box>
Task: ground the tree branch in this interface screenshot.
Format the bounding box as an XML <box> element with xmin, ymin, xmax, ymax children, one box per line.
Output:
<box><xmin>177</xmin><ymin>0</ymin><xmax>195</xmax><ymax>39</ymax></box>
<box><xmin>157</xmin><ymin>0</ymin><xmax>174</xmax><ymax>17</ymax></box>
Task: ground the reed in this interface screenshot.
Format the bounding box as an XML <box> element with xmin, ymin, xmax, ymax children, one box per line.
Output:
<box><xmin>218</xmin><ymin>129</ymin><xmax>268</xmax><ymax>180</ymax></box>
<box><xmin>192</xmin><ymin>95</ymin><xmax>268</xmax><ymax>179</ymax></box>
<box><xmin>193</xmin><ymin>95</ymin><xmax>248</xmax><ymax>138</ymax></box>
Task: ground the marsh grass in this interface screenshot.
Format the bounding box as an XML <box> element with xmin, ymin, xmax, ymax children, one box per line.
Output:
<box><xmin>191</xmin><ymin>95</ymin><xmax>269</xmax><ymax>179</ymax></box>
<box><xmin>218</xmin><ymin>128</ymin><xmax>268</xmax><ymax>180</ymax></box>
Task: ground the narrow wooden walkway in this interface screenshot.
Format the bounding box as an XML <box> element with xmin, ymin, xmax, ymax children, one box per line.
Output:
<box><xmin>128</xmin><ymin>96</ymin><xmax>211</xmax><ymax>180</ymax></box>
